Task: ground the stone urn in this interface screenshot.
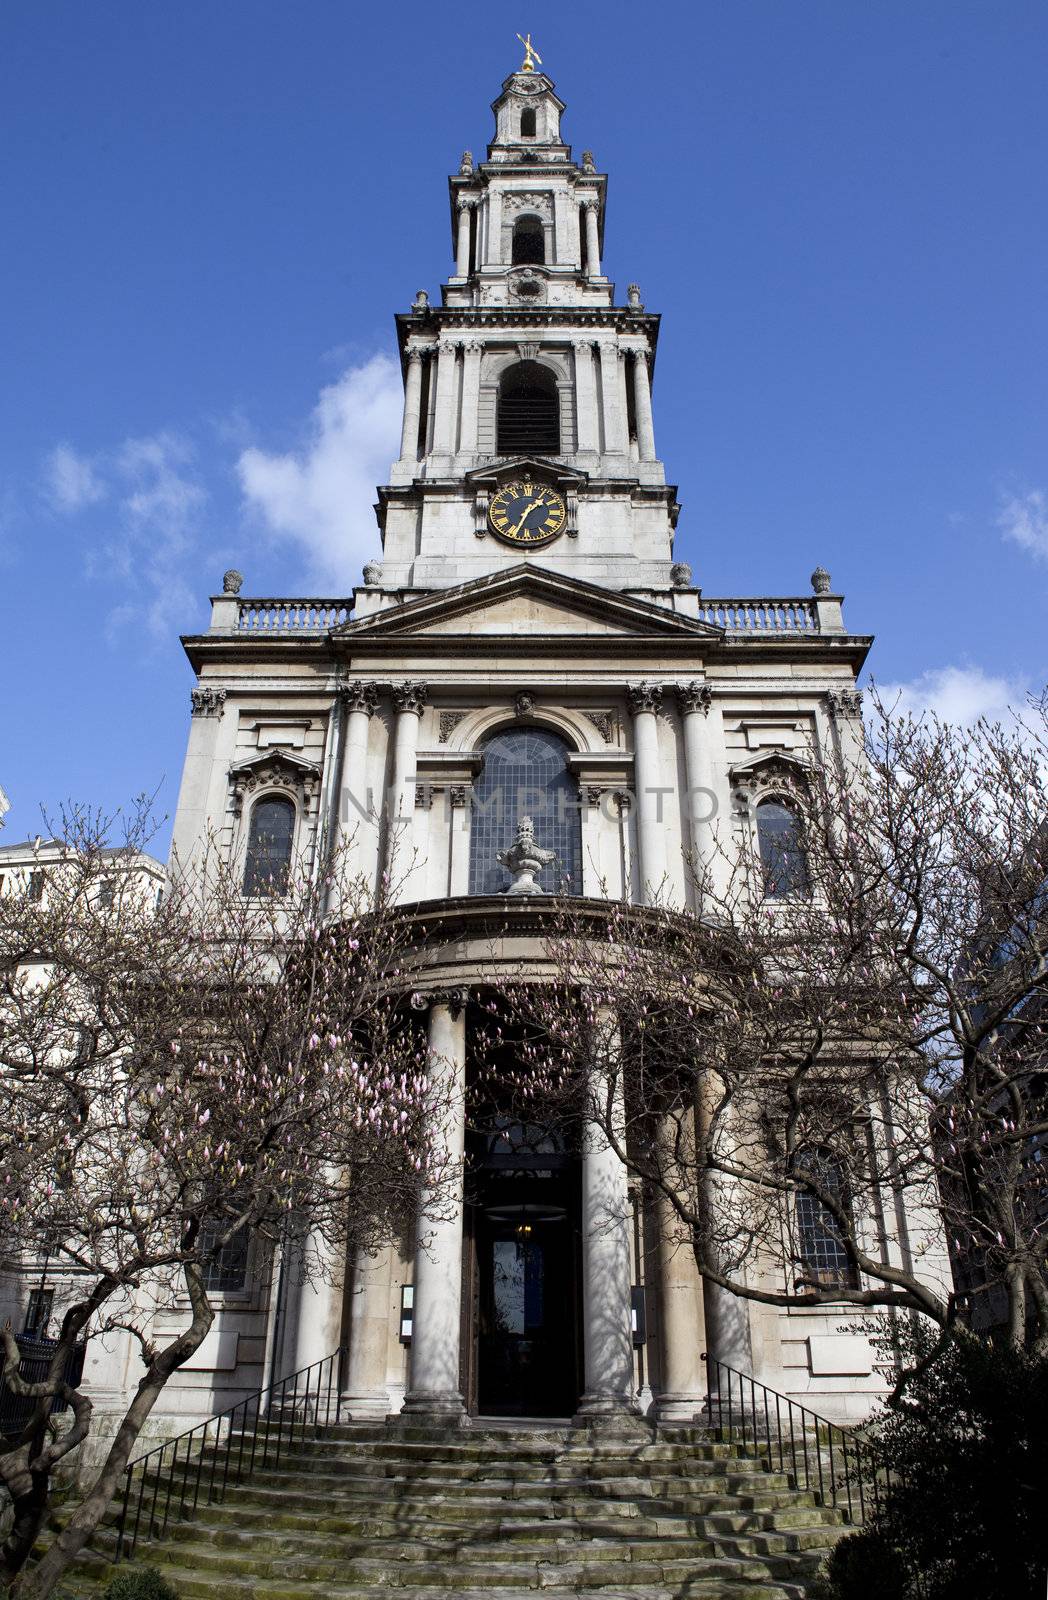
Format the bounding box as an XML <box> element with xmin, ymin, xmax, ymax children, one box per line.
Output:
<box><xmin>497</xmin><ymin>816</ymin><xmax>556</xmax><ymax>896</ymax></box>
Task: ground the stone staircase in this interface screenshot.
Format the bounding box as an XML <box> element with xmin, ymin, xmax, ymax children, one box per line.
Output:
<box><xmin>64</xmin><ymin>1419</ymin><xmax>847</xmax><ymax>1598</ymax></box>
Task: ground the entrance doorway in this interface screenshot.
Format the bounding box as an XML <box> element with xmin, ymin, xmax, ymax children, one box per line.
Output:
<box><xmin>464</xmin><ymin>1122</ymin><xmax>582</xmax><ymax>1418</ymax></box>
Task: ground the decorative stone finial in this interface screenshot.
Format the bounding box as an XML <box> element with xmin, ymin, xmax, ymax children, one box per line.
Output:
<box><xmin>497</xmin><ymin>815</ymin><xmax>557</xmax><ymax>896</ymax></box>
<box><xmin>581</xmin><ymin>150</ymin><xmax>596</xmax><ymax>173</ymax></box>
<box><xmin>411</xmin><ymin>289</ymin><xmax>430</xmax><ymax>313</ymax></box>
<box><xmin>670</xmin><ymin>561</ymin><xmax>692</xmax><ymax>589</ymax></box>
<box><xmin>811</xmin><ymin>565</ymin><xmax>832</xmax><ymax>595</ymax></box>
<box><xmin>627</xmin><ymin>283</ymin><xmax>644</xmax><ymax>310</ymax></box>
<box><xmin>222</xmin><ymin>568</ymin><xmax>243</xmax><ymax>595</ymax></box>
<box><xmin>459</xmin><ymin>149</ymin><xmax>474</xmax><ymax>175</ymax></box>
<box><xmin>514</xmin><ymin>691</ymin><xmax>536</xmax><ymax>718</ymax></box>
<box><xmin>362</xmin><ymin>558</ymin><xmax>383</xmax><ymax>587</ymax></box>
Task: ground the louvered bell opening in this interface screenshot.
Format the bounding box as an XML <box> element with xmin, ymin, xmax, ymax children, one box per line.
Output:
<box><xmin>497</xmin><ymin>362</ymin><xmax>560</xmax><ymax>455</ymax></box>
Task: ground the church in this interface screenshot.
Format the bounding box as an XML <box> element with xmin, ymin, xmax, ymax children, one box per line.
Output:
<box><xmin>87</xmin><ymin>49</ymin><xmax>948</xmax><ymax>1441</ymax></box>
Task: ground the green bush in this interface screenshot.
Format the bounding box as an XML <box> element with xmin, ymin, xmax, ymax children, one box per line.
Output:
<box><xmin>102</xmin><ymin>1568</ymin><xmax>180</xmax><ymax>1600</ymax></box>
<box><xmin>824</xmin><ymin>1329</ymin><xmax>1048</xmax><ymax>1600</ymax></box>
<box><xmin>823</xmin><ymin>1528</ymin><xmax>909</xmax><ymax>1600</ymax></box>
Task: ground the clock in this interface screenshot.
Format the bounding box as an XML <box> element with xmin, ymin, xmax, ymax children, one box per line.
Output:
<box><xmin>488</xmin><ymin>480</ymin><xmax>567</xmax><ymax>547</ymax></box>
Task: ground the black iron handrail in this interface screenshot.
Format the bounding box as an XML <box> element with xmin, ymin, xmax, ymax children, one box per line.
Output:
<box><xmin>114</xmin><ymin>1344</ymin><xmax>345</xmax><ymax>1563</ymax></box>
<box><xmin>704</xmin><ymin>1354</ymin><xmax>893</xmax><ymax>1525</ymax></box>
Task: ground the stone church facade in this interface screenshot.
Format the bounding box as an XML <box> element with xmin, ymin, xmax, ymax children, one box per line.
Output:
<box><xmin>75</xmin><ymin>61</ymin><xmax>948</xmax><ymax>1439</ymax></box>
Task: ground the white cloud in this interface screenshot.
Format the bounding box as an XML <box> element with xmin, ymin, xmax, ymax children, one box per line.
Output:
<box><xmin>44</xmin><ymin>444</ymin><xmax>106</xmax><ymax>512</ymax></box>
<box><xmin>100</xmin><ymin>432</ymin><xmax>206</xmax><ymax>639</ymax></box>
<box><xmin>873</xmin><ymin>664</ymin><xmax>1032</xmax><ymax>728</ymax></box>
<box><xmin>236</xmin><ymin>353</ymin><xmax>401</xmax><ymax>587</ymax></box>
<box><xmin>999</xmin><ymin>487</ymin><xmax>1048</xmax><ymax>563</ymax></box>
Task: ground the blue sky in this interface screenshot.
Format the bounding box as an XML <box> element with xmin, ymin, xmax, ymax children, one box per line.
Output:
<box><xmin>2</xmin><ymin>1</ymin><xmax>1046</xmax><ymax>851</ymax></box>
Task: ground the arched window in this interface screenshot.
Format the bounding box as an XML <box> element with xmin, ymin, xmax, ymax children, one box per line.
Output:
<box><xmin>520</xmin><ymin>107</ymin><xmax>537</xmax><ymax>138</ymax></box>
<box><xmin>497</xmin><ymin>361</ymin><xmax>560</xmax><ymax>455</ymax></box>
<box><xmin>511</xmin><ymin>215</ymin><xmax>545</xmax><ymax>265</ymax></box>
<box><xmin>756</xmin><ymin>798</ymin><xmax>810</xmax><ymax>898</ymax></box>
<box><xmin>242</xmin><ymin>796</ymin><xmax>294</xmax><ymax>896</ymax></box>
<box><xmin>792</xmin><ymin>1146</ymin><xmax>857</xmax><ymax>1289</ymax></box>
<box><xmin>469</xmin><ymin>726</ymin><xmax>581</xmax><ymax>896</ymax></box>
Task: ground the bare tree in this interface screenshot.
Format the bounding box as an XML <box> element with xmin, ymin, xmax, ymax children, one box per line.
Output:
<box><xmin>0</xmin><ymin>804</ymin><xmax>445</xmax><ymax>1599</ymax></box>
<box><xmin>489</xmin><ymin>690</ymin><xmax>1048</xmax><ymax>1372</ymax></box>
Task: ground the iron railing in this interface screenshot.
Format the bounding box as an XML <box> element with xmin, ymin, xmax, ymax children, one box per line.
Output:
<box><xmin>704</xmin><ymin>1354</ymin><xmax>892</xmax><ymax>1525</ymax></box>
<box><xmin>114</xmin><ymin>1344</ymin><xmax>345</xmax><ymax>1564</ymax></box>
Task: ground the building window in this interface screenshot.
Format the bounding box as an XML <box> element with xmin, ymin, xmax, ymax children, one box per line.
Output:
<box><xmin>497</xmin><ymin>362</ymin><xmax>559</xmax><ymax>454</ymax></box>
<box><xmin>23</xmin><ymin>1287</ymin><xmax>54</xmax><ymax>1338</ymax></box>
<box><xmin>469</xmin><ymin>726</ymin><xmax>581</xmax><ymax>896</ymax></box>
<box><xmin>27</xmin><ymin>870</ymin><xmax>45</xmax><ymax>902</ymax></box>
<box><xmin>242</xmin><ymin>796</ymin><xmax>295</xmax><ymax>897</ymax></box>
<box><xmin>97</xmin><ymin>879</ymin><xmax>115</xmax><ymax>909</ymax></box>
<box><xmin>511</xmin><ymin>216</ymin><xmax>545</xmax><ymax>266</ymax></box>
<box><xmin>200</xmin><ymin>1223</ymin><xmax>250</xmax><ymax>1293</ymax></box>
<box><xmin>756</xmin><ymin>799</ymin><xmax>810</xmax><ymax>898</ymax></box>
<box><xmin>520</xmin><ymin>107</ymin><xmax>537</xmax><ymax>138</ymax></box>
<box><xmin>793</xmin><ymin>1146</ymin><xmax>857</xmax><ymax>1289</ymax></box>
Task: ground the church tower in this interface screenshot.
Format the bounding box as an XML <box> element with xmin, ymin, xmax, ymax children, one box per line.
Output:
<box><xmin>375</xmin><ymin>58</ymin><xmax>679</xmax><ymax>597</ymax></box>
<box><xmin>158</xmin><ymin>45</ymin><xmax>947</xmax><ymax>1439</ymax></box>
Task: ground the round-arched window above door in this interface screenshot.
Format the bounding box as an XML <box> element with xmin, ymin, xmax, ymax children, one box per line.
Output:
<box><xmin>469</xmin><ymin>727</ymin><xmax>581</xmax><ymax>896</ymax></box>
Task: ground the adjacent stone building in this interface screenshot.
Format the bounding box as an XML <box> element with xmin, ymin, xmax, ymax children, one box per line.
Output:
<box><xmin>79</xmin><ymin>58</ymin><xmax>949</xmax><ymax>1439</ymax></box>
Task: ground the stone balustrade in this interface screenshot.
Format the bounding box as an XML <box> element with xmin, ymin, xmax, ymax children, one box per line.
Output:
<box><xmin>695</xmin><ymin>596</ymin><xmax>819</xmax><ymax>632</ymax></box>
<box><xmin>234</xmin><ymin>598</ymin><xmax>351</xmax><ymax>632</ymax></box>
<box><xmin>214</xmin><ymin>594</ymin><xmax>829</xmax><ymax>635</ymax></box>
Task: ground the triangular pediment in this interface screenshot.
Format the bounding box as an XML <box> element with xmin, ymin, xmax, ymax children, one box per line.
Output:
<box><xmin>334</xmin><ymin>566</ymin><xmax>723</xmax><ymax>643</ymax></box>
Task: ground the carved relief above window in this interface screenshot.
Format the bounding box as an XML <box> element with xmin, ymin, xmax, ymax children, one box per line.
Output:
<box><xmin>228</xmin><ymin>750</ymin><xmax>322</xmax><ymax>822</ymax></box>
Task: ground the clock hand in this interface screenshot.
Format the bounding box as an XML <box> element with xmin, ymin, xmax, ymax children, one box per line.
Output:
<box><xmin>507</xmin><ymin>498</ymin><xmax>541</xmax><ymax>537</ymax></box>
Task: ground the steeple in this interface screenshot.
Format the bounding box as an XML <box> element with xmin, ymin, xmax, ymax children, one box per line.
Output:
<box><xmin>372</xmin><ymin>50</ymin><xmax>680</xmax><ymax>599</ymax></box>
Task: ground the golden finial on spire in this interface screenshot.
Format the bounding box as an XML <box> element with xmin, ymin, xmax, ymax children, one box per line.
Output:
<box><xmin>516</xmin><ymin>32</ymin><xmax>542</xmax><ymax>73</ymax></box>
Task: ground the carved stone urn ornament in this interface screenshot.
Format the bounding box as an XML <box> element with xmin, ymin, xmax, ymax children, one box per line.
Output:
<box><xmin>497</xmin><ymin>815</ymin><xmax>557</xmax><ymax>896</ymax></box>
<box><xmin>222</xmin><ymin>569</ymin><xmax>243</xmax><ymax>595</ymax></box>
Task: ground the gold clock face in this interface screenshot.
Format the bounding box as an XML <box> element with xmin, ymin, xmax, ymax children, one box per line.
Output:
<box><xmin>488</xmin><ymin>480</ymin><xmax>567</xmax><ymax>547</ymax></box>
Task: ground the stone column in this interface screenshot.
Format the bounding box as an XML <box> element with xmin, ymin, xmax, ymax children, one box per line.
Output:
<box><xmin>458</xmin><ymin>340</ymin><xmax>483</xmax><ymax>455</ymax></box>
<box><xmin>572</xmin><ymin>339</ymin><xmax>599</xmax><ymax>454</ymax></box>
<box><xmin>486</xmin><ymin>190</ymin><xmax>503</xmax><ymax>266</ymax></box>
<box><xmin>581</xmin><ymin>198</ymin><xmax>601</xmax><ymax>277</ymax></box>
<box><xmin>598</xmin><ymin>340</ymin><xmax>627</xmax><ymax>455</ymax></box>
<box><xmin>448</xmin><ymin>787</ymin><xmax>471</xmax><ymax>897</ymax></box>
<box><xmin>387</xmin><ymin>681</ymin><xmax>427</xmax><ymax>903</ymax></box>
<box><xmin>627</xmin><ymin>682</ymin><xmax>667</xmax><ymax>905</ymax></box>
<box><xmin>695</xmin><ymin>1072</ymin><xmax>752</xmax><ymax>1378</ymax></box>
<box><xmin>402</xmin><ymin>995</ymin><xmax>468</xmax><ymax>1422</ymax></box>
<box><xmin>654</xmin><ymin>1115</ymin><xmax>707</xmax><ymax>1422</ymax></box>
<box><xmin>577</xmin><ymin>1014</ymin><xmax>639</xmax><ymax>1423</ymax></box>
<box><xmin>399</xmin><ymin>347</ymin><xmax>426</xmax><ymax>462</ymax></box>
<box><xmin>341</xmin><ymin>1244</ymin><xmax>394</xmax><ymax>1418</ymax></box>
<box><xmin>455</xmin><ymin>199</ymin><xmax>473</xmax><ymax>278</ymax></box>
<box><xmin>632</xmin><ymin>349</ymin><xmax>657</xmax><ymax>462</ymax></box>
<box><xmin>430</xmin><ymin>338</ymin><xmax>458</xmax><ymax>457</ymax></box>
<box><xmin>170</xmin><ymin>687</ymin><xmax>231</xmax><ymax>875</ymax></box>
<box><xmin>292</xmin><ymin>1222</ymin><xmax>347</xmax><ymax>1375</ymax></box>
<box><xmin>676</xmin><ymin>681</ymin><xmax>731</xmax><ymax>904</ymax></box>
<box><xmin>332</xmin><ymin>681</ymin><xmax>380</xmax><ymax>901</ymax></box>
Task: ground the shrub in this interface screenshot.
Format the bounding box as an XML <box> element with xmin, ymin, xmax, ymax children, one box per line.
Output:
<box><xmin>102</xmin><ymin>1567</ymin><xmax>180</xmax><ymax>1600</ymax></box>
<box><xmin>825</xmin><ymin>1328</ymin><xmax>1048</xmax><ymax>1600</ymax></box>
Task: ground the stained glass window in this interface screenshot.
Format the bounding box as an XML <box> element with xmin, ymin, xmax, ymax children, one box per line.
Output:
<box><xmin>469</xmin><ymin>727</ymin><xmax>581</xmax><ymax>896</ymax></box>
<box><xmin>243</xmin><ymin>796</ymin><xmax>294</xmax><ymax>897</ymax></box>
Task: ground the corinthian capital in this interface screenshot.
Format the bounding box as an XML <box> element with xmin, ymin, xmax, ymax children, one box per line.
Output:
<box><xmin>826</xmin><ymin>688</ymin><xmax>864</xmax><ymax>721</ymax></box>
<box><xmin>627</xmin><ymin>681</ymin><xmax>663</xmax><ymax>716</ymax></box>
<box><xmin>190</xmin><ymin>686</ymin><xmax>226</xmax><ymax>718</ymax></box>
<box><xmin>339</xmin><ymin>680</ymin><xmax>380</xmax><ymax>716</ymax></box>
<box><xmin>392</xmin><ymin>680</ymin><xmax>428</xmax><ymax>716</ymax></box>
<box><xmin>675</xmin><ymin>681</ymin><xmax>713</xmax><ymax>717</ymax></box>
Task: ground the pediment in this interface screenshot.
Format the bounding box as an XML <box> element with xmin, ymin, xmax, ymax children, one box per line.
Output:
<box><xmin>335</xmin><ymin>566</ymin><xmax>723</xmax><ymax>643</ymax></box>
<box><xmin>465</xmin><ymin>458</ymin><xmax>588</xmax><ymax>489</ymax></box>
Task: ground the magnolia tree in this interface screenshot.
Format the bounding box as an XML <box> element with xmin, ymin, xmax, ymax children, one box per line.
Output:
<box><xmin>488</xmin><ymin>690</ymin><xmax>1048</xmax><ymax>1375</ymax></box>
<box><xmin>0</xmin><ymin>806</ymin><xmax>444</xmax><ymax>1599</ymax></box>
